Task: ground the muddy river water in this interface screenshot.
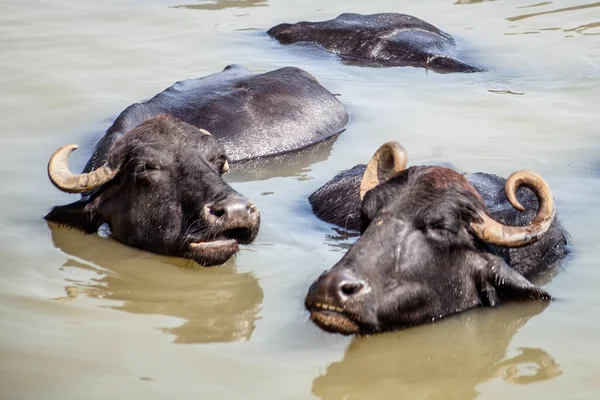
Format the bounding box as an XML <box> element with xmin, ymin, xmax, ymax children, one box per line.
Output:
<box><xmin>1</xmin><ymin>0</ymin><xmax>599</xmax><ymax>399</ymax></box>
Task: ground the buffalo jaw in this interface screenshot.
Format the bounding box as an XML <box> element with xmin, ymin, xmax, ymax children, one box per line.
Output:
<box><xmin>188</xmin><ymin>239</ymin><xmax>240</xmax><ymax>266</ymax></box>
<box><xmin>306</xmin><ymin>302</ymin><xmax>361</xmax><ymax>335</ymax></box>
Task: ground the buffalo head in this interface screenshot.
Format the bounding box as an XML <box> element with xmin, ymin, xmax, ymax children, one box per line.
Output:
<box><xmin>306</xmin><ymin>142</ymin><xmax>556</xmax><ymax>335</ymax></box>
<box><xmin>46</xmin><ymin>114</ymin><xmax>260</xmax><ymax>266</ymax></box>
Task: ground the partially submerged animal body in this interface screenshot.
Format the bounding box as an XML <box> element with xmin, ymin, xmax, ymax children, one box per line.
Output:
<box><xmin>82</xmin><ymin>64</ymin><xmax>349</xmax><ymax>173</ymax></box>
<box><xmin>306</xmin><ymin>142</ymin><xmax>569</xmax><ymax>335</ymax></box>
<box><xmin>268</xmin><ymin>13</ymin><xmax>482</xmax><ymax>73</ymax></box>
<box><xmin>46</xmin><ymin>115</ymin><xmax>260</xmax><ymax>266</ymax></box>
<box><xmin>45</xmin><ymin>65</ymin><xmax>349</xmax><ymax>266</ymax></box>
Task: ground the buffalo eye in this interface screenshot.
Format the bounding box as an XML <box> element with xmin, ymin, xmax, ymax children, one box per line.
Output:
<box><xmin>414</xmin><ymin>215</ymin><xmax>467</xmax><ymax>245</ymax></box>
<box><xmin>415</xmin><ymin>215</ymin><xmax>459</xmax><ymax>234</ymax></box>
<box><xmin>134</xmin><ymin>162</ymin><xmax>160</xmax><ymax>179</ymax></box>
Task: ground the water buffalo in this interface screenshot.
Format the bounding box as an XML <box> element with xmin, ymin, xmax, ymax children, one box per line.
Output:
<box><xmin>81</xmin><ymin>64</ymin><xmax>349</xmax><ymax>172</ymax></box>
<box><xmin>306</xmin><ymin>142</ymin><xmax>569</xmax><ymax>335</ymax></box>
<box><xmin>268</xmin><ymin>13</ymin><xmax>481</xmax><ymax>73</ymax></box>
<box><xmin>46</xmin><ymin>65</ymin><xmax>349</xmax><ymax>266</ymax></box>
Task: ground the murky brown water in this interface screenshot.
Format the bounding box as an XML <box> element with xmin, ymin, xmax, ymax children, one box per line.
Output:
<box><xmin>1</xmin><ymin>0</ymin><xmax>599</xmax><ymax>399</ymax></box>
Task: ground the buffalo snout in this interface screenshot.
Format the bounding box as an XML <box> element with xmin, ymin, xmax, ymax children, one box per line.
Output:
<box><xmin>305</xmin><ymin>270</ymin><xmax>370</xmax><ymax>335</ymax></box>
<box><xmin>308</xmin><ymin>270</ymin><xmax>370</xmax><ymax>306</ymax></box>
<box><xmin>206</xmin><ymin>196</ymin><xmax>258</xmax><ymax>220</ymax></box>
<box><xmin>202</xmin><ymin>195</ymin><xmax>260</xmax><ymax>244</ymax></box>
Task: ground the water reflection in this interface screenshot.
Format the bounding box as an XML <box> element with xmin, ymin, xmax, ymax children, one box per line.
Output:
<box><xmin>564</xmin><ymin>21</ymin><xmax>600</xmax><ymax>35</ymax></box>
<box><xmin>517</xmin><ymin>2</ymin><xmax>553</xmax><ymax>9</ymax></box>
<box><xmin>454</xmin><ymin>0</ymin><xmax>493</xmax><ymax>5</ymax></box>
<box><xmin>313</xmin><ymin>303</ymin><xmax>561</xmax><ymax>400</ymax></box>
<box><xmin>49</xmin><ymin>224</ymin><xmax>263</xmax><ymax>344</ymax></box>
<box><xmin>336</xmin><ymin>55</ymin><xmax>481</xmax><ymax>74</ymax></box>
<box><xmin>175</xmin><ymin>0</ymin><xmax>267</xmax><ymax>11</ymax></box>
<box><xmin>507</xmin><ymin>1</ymin><xmax>600</xmax><ymax>22</ymax></box>
<box><xmin>488</xmin><ymin>89</ymin><xmax>525</xmax><ymax>95</ymax></box>
<box><xmin>227</xmin><ymin>133</ymin><xmax>341</xmax><ymax>183</ymax></box>
<box><xmin>323</xmin><ymin>228</ymin><xmax>359</xmax><ymax>253</ymax></box>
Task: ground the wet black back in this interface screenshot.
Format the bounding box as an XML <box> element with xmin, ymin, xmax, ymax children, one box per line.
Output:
<box><xmin>84</xmin><ymin>64</ymin><xmax>349</xmax><ymax>172</ymax></box>
<box><xmin>268</xmin><ymin>13</ymin><xmax>481</xmax><ymax>73</ymax></box>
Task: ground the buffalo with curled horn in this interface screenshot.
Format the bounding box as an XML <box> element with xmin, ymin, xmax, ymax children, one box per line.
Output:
<box><xmin>47</xmin><ymin>128</ymin><xmax>228</xmax><ymax>193</ymax></box>
<box><xmin>358</xmin><ymin>141</ymin><xmax>556</xmax><ymax>247</ymax></box>
<box><xmin>45</xmin><ymin>64</ymin><xmax>353</xmax><ymax>266</ymax></box>
<box><xmin>306</xmin><ymin>141</ymin><xmax>569</xmax><ymax>335</ymax></box>
<box><xmin>45</xmin><ymin>115</ymin><xmax>258</xmax><ymax>267</ymax></box>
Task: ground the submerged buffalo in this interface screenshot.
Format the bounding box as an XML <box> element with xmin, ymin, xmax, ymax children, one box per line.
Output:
<box><xmin>46</xmin><ymin>65</ymin><xmax>349</xmax><ymax>266</ymax></box>
<box><xmin>81</xmin><ymin>64</ymin><xmax>349</xmax><ymax>171</ymax></box>
<box><xmin>306</xmin><ymin>142</ymin><xmax>569</xmax><ymax>334</ymax></box>
<box><xmin>268</xmin><ymin>13</ymin><xmax>481</xmax><ymax>73</ymax></box>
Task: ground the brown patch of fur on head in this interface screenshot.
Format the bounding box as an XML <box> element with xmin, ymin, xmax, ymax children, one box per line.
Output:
<box><xmin>421</xmin><ymin>166</ymin><xmax>483</xmax><ymax>201</ymax></box>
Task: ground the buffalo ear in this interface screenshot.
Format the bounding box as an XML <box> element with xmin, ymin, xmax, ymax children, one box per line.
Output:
<box><xmin>476</xmin><ymin>258</ymin><xmax>551</xmax><ymax>307</ymax></box>
<box><xmin>44</xmin><ymin>197</ymin><xmax>102</xmax><ymax>234</ymax></box>
<box><xmin>359</xmin><ymin>141</ymin><xmax>408</xmax><ymax>200</ymax></box>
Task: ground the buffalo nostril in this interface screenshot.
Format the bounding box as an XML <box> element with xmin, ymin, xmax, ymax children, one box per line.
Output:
<box><xmin>339</xmin><ymin>280</ymin><xmax>367</xmax><ymax>297</ymax></box>
<box><xmin>208</xmin><ymin>203</ymin><xmax>226</xmax><ymax>218</ymax></box>
<box><xmin>207</xmin><ymin>198</ymin><xmax>256</xmax><ymax>220</ymax></box>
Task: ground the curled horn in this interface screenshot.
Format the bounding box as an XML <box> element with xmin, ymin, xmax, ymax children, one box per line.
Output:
<box><xmin>359</xmin><ymin>141</ymin><xmax>408</xmax><ymax>200</ymax></box>
<box><xmin>48</xmin><ymin>144</ymin><xmax>118</xmax><ymax>193</ymax></box>
<box><xmin>470</xmin><ymin>170</ymin><xmax>555</xmax><ymax>247</ymax></box>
